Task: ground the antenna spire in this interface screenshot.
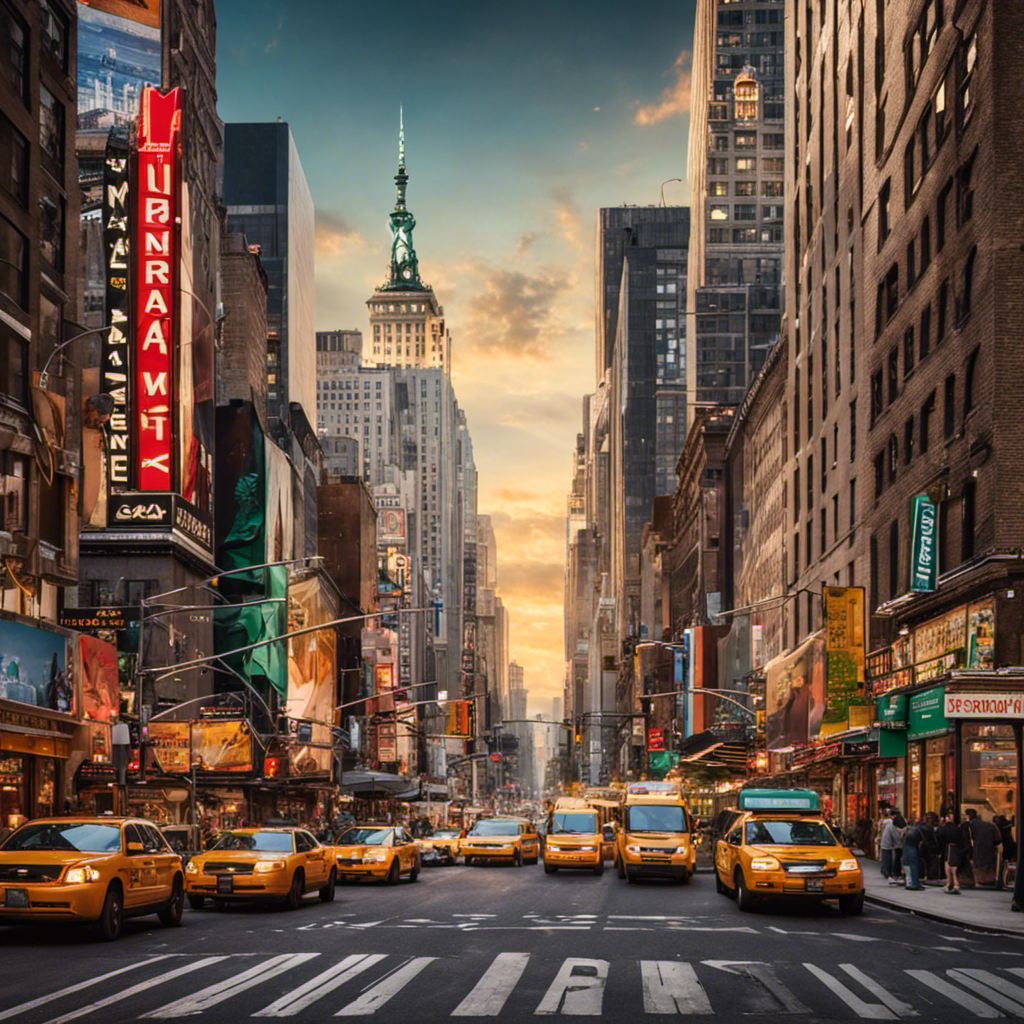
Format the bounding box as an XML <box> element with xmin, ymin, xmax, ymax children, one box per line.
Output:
<box><xmin>399</xmin><ymin>105</ymin><xmax>405</xmax><ymax>171</ymax></box>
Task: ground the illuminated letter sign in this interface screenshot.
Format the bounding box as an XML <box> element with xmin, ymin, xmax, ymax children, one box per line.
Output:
<box><xmin>135</xmin><ymin>87</ymin><xmax>181</xmax><ymax>491</ymax></box>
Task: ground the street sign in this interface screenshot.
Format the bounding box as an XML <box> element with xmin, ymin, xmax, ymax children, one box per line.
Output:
<box><xmin>490</xmin><ymin>753</ymin><xmax>500</xmax><ymax>762</ymax></box>
<box><xmin>647</xmin><ymin>728</ymin><xmax>665</xmax><ymax>752</ymax></box>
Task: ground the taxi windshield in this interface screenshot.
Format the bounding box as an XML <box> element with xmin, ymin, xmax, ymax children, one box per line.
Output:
<box><xmin>551</xmin><ymin>812</ymin><xmax>598</xmax><ymax>834</ymax></box>
<box><xmin>627</xmin><ymin>805</ymin><xmax>688</xmax><ymax>833</ymax></box>
<box><xmin>213</xmin><ymin>831</ymin><xmax>294</xmax><ymax>852</ymax></box>
<box><xmin>745</xmin><ymin>819</ymin><xmax>839</xmax><ymax>846</ymax></box>
<box><xmin>432</xmin><ymin>830</ymin><xmax>460</xmax><ymax>839</ymax></box>
<box><xmin>470</xmin><ymin>820</ymin><xmax>522</xmax><ymax>837</ymax></box>
<box><xmin>1</xmin><ymin>822</ymin><xmax>122</xmax><ymax>853</ymax></box>
<box><xmin>338</xmin><ymin>828</ymin><xmax>392</xmax><ymax>846</ymax></box>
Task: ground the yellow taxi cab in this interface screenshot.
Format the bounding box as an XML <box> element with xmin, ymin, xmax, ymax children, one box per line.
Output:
<box><xmin>460</xmin><ymin>817</ymin><xmax>541</xmax><ymax>867</ymax></box>
<box><xmin>543</xmin><ymin>801</ymin><xmax>604</xmax><ymax>875</ymax></box>
<box><xmin>714</xmin><ymin>789</ymin><xmax>864</xmax><ymax>915</ymax></box>
<box><xmin>615</xmin><ymin>781</ymin><xmax>696</xmax><ymax>884</ymax></box>
<box><xmin>334</xmin><ymin>824</ymin><xmax>421</xmax><ymax>884</ymax></box>
<box><xmin>185</xmin><ymin>827</ymin><xmax>336</xmax><ymax>909</ymax></box>
<box><xmin>417</xmin><ymin>828</ymin><xmax>462</xmax><ymax>866</ymax></box>
<box><xmin>0</xmin><ymin>816</ymin><xmax>184</xmax><ymax>941</ymax></box>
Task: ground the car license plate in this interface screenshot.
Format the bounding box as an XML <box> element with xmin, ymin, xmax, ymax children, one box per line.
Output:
<box><xmin>806</xmin><ymin>878</ymin><xmax>824</xmax><ymax>892</ymax></box>
<box><xmin>4</xmin><ymin>888</ymin><xmax>28</xmax><ymax>908</ymax></box>
<box><xmin>216</xmin><ymin>875</ymin><xmax>234</xmax><ymax>894</ymax></box>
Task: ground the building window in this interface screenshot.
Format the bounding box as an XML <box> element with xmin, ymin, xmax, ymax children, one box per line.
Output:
<box><xmin>920</xmin><ymin>217</ymin><xmax>931</xmax><ymax>273</ymax></box>
<box><xmin>708</xmin><ymin>157</ymin><xmax>729</xmax><ymax>175</ymax></box>
<box><xmin>735</xmin><ymin>73</ymin><xmax>759</xmax><ymax>120</ymax></box>
<box><xmin>957</xmin><ymin>29</ymin><xmax>977</xmax><ymax>127</ymax></box>
<box><xmin>874</xmin><ymin>451</ymin><xmax>885</xmax><ymax>499</ymax></box>
<box><xmin>820</xmin><ymin>507</ymin><xmax>827</xmax><ymax>556</ymax></box>
<box><xmin>870</xmin><ymin>533</ymin><xmax>879</xmax><ymax>612</ymax></box>
<box><xmin>957</xmin><ymin>148</ymin><xmax>977</xmax><ymax>228</ymax></box>
<box><xmin>904</xmin><ymin>327</ymin><xmax>915</xmax><ymax>379</ymax></box>
<box><xmin>957</xmin><ymin>246</ymin><xmax>977</xmax><ymax>324</ymax></box>
<box><xmin>921</xmin><ymin>391</ymin><xmax>935</xmax><ymax>454</ymax></box>
<box><xmin>962</xmin><ymin>479</ymin><xmax>976</xmax><ymax>561</ymax></box>
<box><xmin>937</xmin><ymin>278</ymin><xmax>949</xmax><ymax>342</ymax></box>
<box><xmin>879</xmin><ymin>178</ymin><xmax>891</xmax><ymax>245</ymax></box>
<box><xmin>39</xmin><ymin>0</ymin><xmax>69</xmax><ymax>70</ymax></box>
<box><xmin>888</xmin><ymin>434</ymin><xmax>898</xmax><ymax>483</ymax></box>
<box><xmin>885</xmin><ymin>264</ymin><xmax>899</xmax><ymax>322</ymax></box>
<box><xmin>870</xmin><ymin>370</ymin><xmax>883</xmax><ymax>426</ymax></box>
<box><xmin>0</xmin><ymin>2</ymin><xmax>28</xmax><ymax>106</ymax></box>
<box><xmin>919</xmin><ymin>303</ymin><xmax>931</xmax><ymax>361</ymax></box>
<box><xmin>39</xmin><ymin>84</ymin><xmax>65</xmax><ymax>169</ymax></box>
<box><xmin>734</xmin><ymin>204</ymin><xmax>756</xmax><ymax>221</ymax></box>
<box><xmin>888</xmin><ymin>347</ymin><xmax>899</xmax><ymax>405</ymax></box>
<box><xmin>39</xmin><ymin>192</ymin><xmax>65</xmax><ymax>273</ymax></box>
<box><xmin>904</xmin><ymin>138</ymin><xmax>918</xmax><ymax>201</ymax></box>
<box><xmin>734</xmin><ymin>132</ymin><xmax>757</xmax><ymax>148</ymax></box>
<box><xmin>904</xmin><ymin>416</ymin><xmax>914</xmax><ymax>464</ymax></box>
<box><xmin>943</xmin><ymin>374</ymin><xmax>957</xmax><ymax>439</ymax></box>
<box><xmin>0</xmin><ymin>211</ymin><xmax>26</xmax><ymax>309</ymax></box>
<box><xmin>761</xmin><ymin>181</ymin><xmax>784</xmax><ymax>197</ymax></box>
<box><xmin>709</xmin><ymin>181</ymin><xmax>728</xmax><ymax>196</ymax></box>
<box><xmin>710</xmin><ymin>204</ymin><xmax>729</xmax><ymax>221</ymax></box>
<box><xmin>889</xmin><ymin>521</ymin><xmax>900</xmax><ymax>599</ymax></box>
<box><xmin>850</xmin><ymin>478</ymin><xmax>857</xmax><ymax>531</ymax></box>
<box><xmin>734</xmin><ymin>181</ymin><xmax>756</xmax><ymax>196</ymax></box>
<box><xmin>964</xmin><ymin>346</ymin><xmax>979</xmax><ymax>418</ymax></box>
<box><xmin>736</xmin><ymin>158</ymin><xmax>756</xmax><ymax>173</ymax></box>
<box><xmin>850</xmin><ymin>399</ymin><xmax>857</xmax><ymax>460</ymax></box>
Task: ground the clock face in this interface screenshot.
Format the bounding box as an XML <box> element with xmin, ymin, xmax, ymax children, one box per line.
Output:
<box><xmin>402</xmin><ymin>268</ymin><xmax>412</xmax><ymax>279</ymax></box>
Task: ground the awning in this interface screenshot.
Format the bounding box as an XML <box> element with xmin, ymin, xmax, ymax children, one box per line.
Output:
<box><xmin>339</xmin><ymin>770</ymin><xmax>416</xmax><ymax>797</ymax></box>
<box><xmin>0</xmin><ymin>722</ymin><xmax>71</xmax><ymax>758</ymax></box>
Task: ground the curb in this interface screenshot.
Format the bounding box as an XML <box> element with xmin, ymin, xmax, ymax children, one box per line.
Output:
<box><xmin>863</xmin><ymin>891</ymin><xmax>1024</xmax><ymax>937</ymax></box>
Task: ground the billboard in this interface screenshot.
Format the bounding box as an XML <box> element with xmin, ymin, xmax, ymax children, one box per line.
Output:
<box><xmin>0</xmin><ymin>619</ymin><xmax>74</xmax><ymax>715</ymax></box>
<box><xmin>135</xmin><ymin>87</ymin><xmax>180</xmax><ymax>491</ymax></box>
<box><xmin>76</xmin><ymin>1</ymin><xmax>161</xmax><ymax>131</ymax></box>
<box><xmin>286</xmin><ymin>577</ymin><xmax>336</xmax><ymax>775</ymax></box>
<box><xmin>79</xmin><ymin>635</ymin><xmax>119</xmax><ymax>722</ymax></box>
<box><xmin>148</xmin><ymin>721</ymin><xmax>190</xmax><ymax>773</ymax></box>
<box><xmin>765</xmin><ymin>631</ymin><xmax>825</xmax><ymax>750</ymax></box>
<box><xmin>192</xmin><ymin>720</ymin><xmax>253</xmax><ymax>772</ymax></box>
<box><xmin>822</xmin><ymin>587</ymin><xmax>866</xmax><ymax>735</ymax></box>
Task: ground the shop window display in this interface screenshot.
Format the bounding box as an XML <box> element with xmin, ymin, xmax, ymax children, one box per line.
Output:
<box><xmin>0</xmin><ymin>755</ymin><xmax>26</xmax><ymax>831</ymax></box>
<box><xmin>961</xmin><ymin>723</ymin><xmax>1017</xmax><ymax>821</ymax></box>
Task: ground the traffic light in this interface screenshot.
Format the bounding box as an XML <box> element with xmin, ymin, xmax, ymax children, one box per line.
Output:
<box><xmin>639</xmin><ymin>696</ymin><xmax>652</xmax><ymax>715</ymax></box>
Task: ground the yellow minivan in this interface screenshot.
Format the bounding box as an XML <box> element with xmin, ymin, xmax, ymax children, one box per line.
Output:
<box><xmin>614</xmin><ymin>781</ymin><xmax>695</xmax><ymax>884</ymax></box>
<box><xmin>544</xmin><ymin>800</ymin><xmax>604</xmax><ymax>875</ymax></box>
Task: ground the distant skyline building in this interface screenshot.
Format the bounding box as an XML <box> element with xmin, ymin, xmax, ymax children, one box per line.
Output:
<box><xmin>686</xmin><ymin>0</ymin><xmax>784</xmax><ymax>411</ymax></box>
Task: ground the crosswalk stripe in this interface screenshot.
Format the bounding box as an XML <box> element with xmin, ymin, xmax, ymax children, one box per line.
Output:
<box><xmin>535</xmin><ymin>959</ymin><xmax>609</xmax><ymax>1015</ymax></box>
<box><xmin>253</xmin><ymin>954</ymin><xmax>388</xmax><ymax>1017</ymax></box>
<box><xmin>639</xmin><ymin>961</ymin><xmax>712</xmax><ymax>1015</ymax></box>
<box><xmin>44</xmin><ymin>957</ymin><xmax>229</xmax><ymax>1024</ymax></box>
<box><xmin>905</xmin><ymin>971</ymin><xmax>1004</xmax><ymax>1018</ymax></box>
<box><xmin>452</xmin><ymin>953</ymin><xmax>531</xmax><ymax>1016</ymax></box>
<box><xmin>804</xmin><ymin>964</ymin><xmax>896</xmax><ymax>1020</ymax></box>
<box><xmin>0</xmin><ymin>957</ymin><xmax>171</xmax><ymax>1022</ymax></box>
<box><xmin>335</xmin><ymin>958</ymin><xmax>436</xmax><ymax>1016</ymax></box>
<box><xmin>142</xmin><ymin>954</ymin><xmax>319</xmax><ymax>1018</ymax></box>
<box><xmin>838</xmin><ymin>964</ymin><xmax>918</xmax><ymax>1017</ymax></box>
<box><xmin>948</xmin><ymin>971</ymin><xmax>1024</xmax><ymax>1016</ymax></box>
<box><xmin>702</xmin><ymin>961</ymin><xmax>809</xmax><ymax>1014</ymax></box>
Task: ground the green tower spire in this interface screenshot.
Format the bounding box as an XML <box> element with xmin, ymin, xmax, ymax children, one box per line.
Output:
<box><xmin>385</xmin><ymin>107</ymin><xmax>424</xmax><ymax>290</ymax></box>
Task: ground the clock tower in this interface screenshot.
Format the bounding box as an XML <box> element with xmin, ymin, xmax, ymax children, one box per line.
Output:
<box><xmin>366</xmin><ymin>111</ymin><xmax>451</xmax><ymax>371</ymax></box>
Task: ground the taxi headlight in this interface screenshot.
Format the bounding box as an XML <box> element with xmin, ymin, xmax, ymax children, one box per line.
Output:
<box><xmin>254</xmin><ymin>860</ymin><xmax>287</xmax><ymax>873</ymax></box>
<box><xmin>626</xmin><ymin>844</ymin><xmax>641</xmax><ymax>855</ymax></box>
<box><xmin>64</xmin><ymin>866</ymin><xmax>102</xmax><ymax>884</ymax></box>
<box><xmin>185</xmin><ymin>861</ymin><xmax>200</xmax><ymax>874</ymax></box>
<box><xmin>838</xmin><ymin>858</ymin><xmax>859</xmax><ymax>872</ymax></box>
<box><xmin>364</xmin><ymin>851</ymin><xmax>389</xmax><ymax>862</ymax></box>
<box><xmin>750</xmin><ymin>856</ymin><xmax>781</xmax><ymax>871</ymax></box>
<box><xmin>577</xmin><ymin>845</ymin><xmax>596</xmax><ymax>852</ymax></box>
<box><xmin>674</xmin><ymin>845</ymin><xmax>689</xmax><ymax>855</ymax></box>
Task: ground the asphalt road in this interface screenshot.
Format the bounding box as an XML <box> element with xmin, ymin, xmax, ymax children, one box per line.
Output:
<box><xmin>1</xmin><ymin>862</ymin><xmax>1023</xmax><ymax>1023</ymax></box>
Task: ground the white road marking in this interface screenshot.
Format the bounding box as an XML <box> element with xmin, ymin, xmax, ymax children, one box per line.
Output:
<box><xmin>804</xmin><ymin>964</ymin><xmax>896</xmax><ymax>1020</ymax></box>
<box><xmin>639</xmin><ymin>961</ymin><xmax>712</xmax><ymax>1015</ymax></box>
<box><xmin>0</xmin><ymin>958</ymin><xmax>172</xmax><ymax>1022</ymax></box>
<box><xmin>45</xmin><ymin>957</ymin><xmax>229</xmax><ymax>1024</ymax></box>
<box><xmin>535</xmin><ymin>959</ymin><xmax>609</xmax><ymax>1015</ymax></box>
<box><xmin>948</xmin><ymin>971</ymin><xmax>1024</xmax><ymax>1016</ymax></box>
<box><xmin>833</xmin><ymin>933</ymin><xmax>879</xmax><ymax>943</ymax></box>
<box><xmin>335</xmin><ymin>958</ymin><xmax>436</xmax><ymax>1016</ymax></box>
<box><xmin>838</xmin><ymin>964</ymin><xmax>918</xmax><ymax>1017</ymax></box>
<box><xmin>905</xmin><ymin>971</ymin><xmax>1004</xmax><ymax>1018</ymax></box>
<box><xmin>253</xmin><ymin>954</ymin><xmax>387</xmax><ymax>1017</ymax></box>
<box><xmin>702</xmin><ymin>961</ymin><xmax>809</xmax><ymax>1014</ymax></box>
<box><xmin>142</xmin><ymin>953</ymin><xmax>318</xmax><ymax>1017</ymax></box>
<box><xmin>452</xmin><ymin>953</ymin><xmax>531</xmax><ymax>1016</ymax></box>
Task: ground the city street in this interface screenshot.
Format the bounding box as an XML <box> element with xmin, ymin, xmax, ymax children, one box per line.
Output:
<box><xmin>0</xmin><ymin>864</ymin><xmax>1021</xmax><ymax>1022</ymax></box>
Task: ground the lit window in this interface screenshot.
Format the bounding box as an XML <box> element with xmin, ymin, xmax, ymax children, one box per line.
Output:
<box><xmin>734</xmin><ymin>71</ymin><xmax>760</xmax><ymax>121</ymax></box>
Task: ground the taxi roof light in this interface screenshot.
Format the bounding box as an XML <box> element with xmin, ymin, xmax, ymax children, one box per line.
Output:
<box><xmin>738</xmin><ymin>788</ymin><xmax>820</xmax><ymax>812</ymax></box>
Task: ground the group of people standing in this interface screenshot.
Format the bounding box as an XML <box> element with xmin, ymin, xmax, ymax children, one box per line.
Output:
<box><xmin>878</xmin><ymin>806</ymin><xmax>1018</xmax><ymax>901</ymax></box>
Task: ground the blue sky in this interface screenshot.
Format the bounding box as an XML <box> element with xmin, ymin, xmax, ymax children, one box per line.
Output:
<box><xmin>216</xmin><ymin>0</ymin><xmax>698</xmax><ymax>708</ymax></box>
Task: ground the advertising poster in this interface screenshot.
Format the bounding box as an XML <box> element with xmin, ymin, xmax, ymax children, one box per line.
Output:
<box><xmin>765</xmin><ymin>631</ymin><xmax>825</xmax><ymax>750</ymax></box>
<box><xmin>286</xmin><ymin>577</ymin><xmax>335</xmax><ymax>775</ymax></box>
<box><xmin>192</xmin><ymin>720</ymin><xmax>252</xmax><ymax>772</ymax></box>
<box><xmin>76</xmin><ymin>0</ymin><xmax>161</xmax><ymax>130</ymax></box>
<box><xmin>913</xmin><ymin>606</ymin><xmax>966</xmax><ymax>683</ymax></box>
<box><xmin>214</xmin><ymin>404</ymin><xmax>266</xmax><ymax>580</ymax></box>
<box><xmin>968</xmin><ymin>600</ymin><xmax>995</xmax><ymax>670</ymax></box>
<box><xmin>79</xmin><ymin>635</ymin><xmax>118</xmax><ymax>722</ymax></box>
<box><xmin>823</xmin><ymin>587</ymin><xmax>866</xmax><ymax>735</ymax></box>
<box><xmin>148</xmin><ymin>721</ymin><xmax>190</xmax><ymax>773</ymax></box>
<box><xmin>0</xmin><ymin>619</ymin><xmax>74</xmax><ymax>715</ymax></box>
<box><xmin>265</xmin><ymin>441</ymin><xmax>295</xmax><ymax>563</ymax></box>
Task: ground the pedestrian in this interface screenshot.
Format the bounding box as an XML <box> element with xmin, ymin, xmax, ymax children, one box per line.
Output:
<box><xmin>891</xmin><ymin>811</ymin><xmax>906</xmax><ymax>880</ymax></box>
<box><xmin>879</xmin><ymin>809</ymin><xmax>902</xmax><ymax>884</ymax></box>
<box><xmin>965</xmin><ymin>808</ymin><xmax>1002</xmax><ymax>886</ymax></box>
<box><xmin>995</xmin><ymin>815</ymin><xmax>1016</xmax><ymax>890</ymax></box>
<box><xmin>902</xmin><ymin>814</ymin><xmax>924</xmax><ymax>890</ymax></box>
<box><xmin>936</xmin><ymin>813</ymin><xmax>963</xmax><ymax>894</ymax></box>
<box><xmin>919</xmin><ymin>812</ymin><xmax>940</xmax><ymax>881</ymax></box>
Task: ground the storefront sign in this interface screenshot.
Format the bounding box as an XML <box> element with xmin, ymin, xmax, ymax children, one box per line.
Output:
<box><xmin>135</xmin><ymin>87</ymin><xmax>181</xmax><ymax>491</ymax></box>
<box><xmin>378</xmin><ymin>722</ymin><xmax>397</xmax><ymax>763</ymax></box>
<box><xmin>58</xmin><ymin>607</ymin><xmax>131</xmax><ymax>631</ymax></box>
<box><xmin>944</xmin><ymin>692</ymin><xmax>1024</xmax><ymax>719</ymax></box>
<box><xmin>910</xmin><ymin>495</ymin><xmax>938</xmax><ymax>592</ymax></box>
<box><xmin>907</xmin><ymin>686</ymin><xmax>949</xmax><ymax>740</ymax></box>
<box><xmin>102</xmin><ymin>132</ymin><xmax>132</xmax><ymax>493</ymax></box>
<box><xmin>107</xmin><ymin>492</ymin><xmax>213</xmax><ymax>549</ymax></box>
<box><xmin>823</xmin><ymin>586</ymin><xmax>866</xmax><ymax>734</ymax></box>
<box><xmin>876</xmin><ymin>692</ymin><xmax>908</xmax><ymax>728</ymax></box>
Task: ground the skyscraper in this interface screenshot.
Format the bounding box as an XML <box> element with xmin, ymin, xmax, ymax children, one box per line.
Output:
<box><xmin>365</xmin><ymin>116</ymin><xmax>451</xmax><ymax>372</ymax></box>
<box><xmin>686</xmin><ymin>0</ymin><xmax>784</xmax><ymax>411</ymax></box>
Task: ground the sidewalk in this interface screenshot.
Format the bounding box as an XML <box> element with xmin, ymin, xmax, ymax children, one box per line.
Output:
<box><xmin>859</xmin><ymin>857</ymin><xmax>1024</xmax><ymax>935</ymax></box>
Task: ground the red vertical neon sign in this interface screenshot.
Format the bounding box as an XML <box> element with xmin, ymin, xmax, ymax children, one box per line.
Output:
<box><xmin>135</xmin><ymin>87</ymin><xmax>181</xmax><ymax>491</ymax></box>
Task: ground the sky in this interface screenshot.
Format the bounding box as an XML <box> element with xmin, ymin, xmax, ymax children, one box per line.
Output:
<box><xmin>215</xmin><ymin>0</ymin><xmax>698</xmax><ymax>714</ymax></box>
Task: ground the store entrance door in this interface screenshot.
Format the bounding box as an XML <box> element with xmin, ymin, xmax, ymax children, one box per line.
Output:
<box><xmin>0</xmin><ymin>755</ymin><xmax>28</xmax><ymax>830</ymax></box>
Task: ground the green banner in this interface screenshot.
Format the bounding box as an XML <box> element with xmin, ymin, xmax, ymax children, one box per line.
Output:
<box><xmin>876</xmin><ymin>692</ymin><xmax>908</xmax><ymax>728</ymax></box>
<box><xmin>879</xmin><ymin>727</ymin><xmax>907</xmax><ymax>758</ymax></box>
<box><xmin>910</xmin><ymin>495</ymin><xmax>938</xmax><ymax>593</ymax></box>
<box><xmin>908</xmin><ymin>685</ymin><xmax>948</xmax><ymax>740</ymax></box>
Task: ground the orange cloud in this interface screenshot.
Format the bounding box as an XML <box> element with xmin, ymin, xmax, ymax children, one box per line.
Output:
<box><xmin>635</xmin><ymin>49</ymin><xmax>692</xmax><ymax>126</ymax></box>
<box><xmin>314</xmin><ymin>210</ymin><xmax>367</xmax><ymax>260</ymax></box>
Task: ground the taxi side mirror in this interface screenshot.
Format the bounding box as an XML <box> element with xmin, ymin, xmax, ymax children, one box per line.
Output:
<box><xmin>127</xmin><ymin>841</ymin><xmax>145</xmax><ymax>853</ymax></box>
